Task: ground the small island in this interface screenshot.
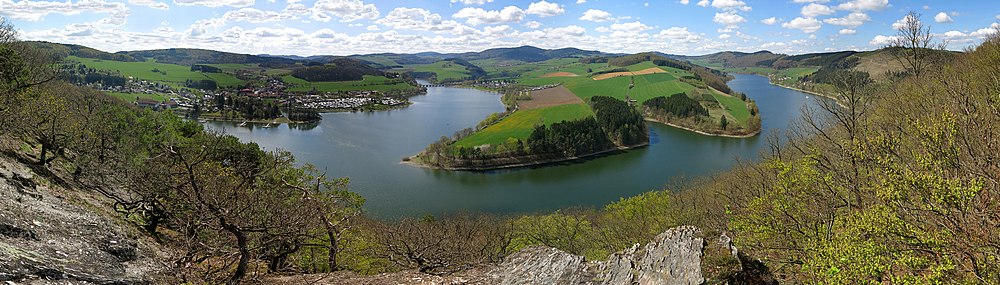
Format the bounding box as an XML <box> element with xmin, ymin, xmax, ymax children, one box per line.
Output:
<box><xmin>406</xmin><ymin>52</ymin><xmax>763</xmax><ymax>170</ymax></box>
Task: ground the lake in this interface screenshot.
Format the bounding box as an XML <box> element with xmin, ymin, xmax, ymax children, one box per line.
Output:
<box><xmin>205</xmin><ymin>74</ymin><xmax>825</xmax><ymax>218</ymax></box>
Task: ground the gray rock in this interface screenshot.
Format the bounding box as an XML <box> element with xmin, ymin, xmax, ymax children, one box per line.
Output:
<box><xmin>0</xmin><ymin>155</ymin><xmax>165</xmax><ymax>285</ymax></box>
<box><xmin>488</xmin><ymin>226</ymin><xmax>706</xmax><ymax>285</ymax></box>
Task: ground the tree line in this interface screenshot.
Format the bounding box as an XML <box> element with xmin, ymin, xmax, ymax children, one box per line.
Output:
<box><xmin>642</xmin><ymin>93</ymin><xmax>708</xmax><ymax>118</ymax></box>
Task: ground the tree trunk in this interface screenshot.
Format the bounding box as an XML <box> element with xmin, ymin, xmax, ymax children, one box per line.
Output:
<box><xmin>37</xmin><ymin>143</ymin><xmax>47</xmax><ymax>165</ymax></box>
<box><xmin>226</xmin><ymin>225</ymin><xmax>250</xmax><ymax>285</ymax></box>
<box><xmin>327</xmin><ymin>232</ymin><xmax>338</xmax><ymax>271</ymax></box>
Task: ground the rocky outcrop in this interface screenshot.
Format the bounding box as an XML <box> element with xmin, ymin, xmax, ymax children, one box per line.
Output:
<box><xmin>265</xmin><ymin>225</ymin><xmax>774</xmax><ymax>285</ymax></box>
<box><xmin>487</xmin><ymin>226</ymin><xmax>705</xmax><ymax>285</ymax></box>
<box><xmin>0</xmin><ymin>155</ymin><xmax>167</xmax><ymax>284</ymax></box>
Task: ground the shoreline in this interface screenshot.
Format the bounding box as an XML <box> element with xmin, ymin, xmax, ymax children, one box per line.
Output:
<box><xmin>753</xmin><ymin>74</ymin><xmax>848</xmax><ymax>108</ymax></box>
<box><xmin>643</xmin><ymin>118</ymin><xmax>760</xmax><ymax>138</ymax></box>
<box><xmin>401</xmin><ymin>142</ymin><xmax>649</xmax><ymax>171</ymax></box>
<box><xmin>195</xmin><ymin>117</ymin><xmax>316</xmax><ymax>125</ymax></box>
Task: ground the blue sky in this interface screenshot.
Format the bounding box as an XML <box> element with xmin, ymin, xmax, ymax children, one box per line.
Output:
<box><xmin>1</xmin><ymin>0</ymin><xmax>997</xmax><ymax>56</ymax></box>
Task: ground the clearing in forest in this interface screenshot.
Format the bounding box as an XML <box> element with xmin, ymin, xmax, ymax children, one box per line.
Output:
<box><xmin>518</xmin><ymin>86</ymin><xmax>584</xmax><ymax>110</ymax></box>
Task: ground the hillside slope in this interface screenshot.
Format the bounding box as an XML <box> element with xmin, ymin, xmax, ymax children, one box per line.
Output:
<box><xmin>0</xmin><ymin>153</ymin><xmax>168</xmax><ymax>284</ymax></box>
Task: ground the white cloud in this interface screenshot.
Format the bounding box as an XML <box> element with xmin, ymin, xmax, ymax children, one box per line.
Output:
<box><xmin>891</xmin><ymin>14</ymin><xmax>918</xmax><ymax>30</ymax></box>
<box><xmin>823</xmin><ymin>12</ymin><xmax>869</xmax><ymax>28</ymax></box>
<box><xmin>185</xmin><ymin>18</ymin><xmax>227</xmax><ymax>36</ymax></box>
<box><xmin>450</xmin><ymin>0</ymin><xmax>492</xmax><ymax>5</ymax></box>
<box><xmin>524</xmin><ymin>21</ymin><xmax>541</xmax><ymax>28</ymax></box>
<box><xmin>311</xmin><ymin>0</ymin><xmax>380</xmax><ymax>22</ymax></box>
<box><xmin>579</xmin><ymin>9</ymin><xmax>613</xmax><ymax>22</ymax></box>
<box><xmin>934</xmin><ymin>12</ymin><xmax>953</xmax><ymax>23</ymax></box>
<box><xmin>453</xmin><ymin>6</ymin><xmax>525</xmax><ymax>26</ymax></box>
<box><xmin>222</xmin><ymin>7</ymin><xmax>301</xmax><ymax>23</ymax></box>
<box><xmin>376</xmin><ymin>7</ymin><xmax>471</xmax><ymax>34</ymax></box>
<box><xmin>718</xmin><ymin>33</ymin><xmax>731</xmax><ymax>39</ymax></box>
<box><xmin>869</xmin><ymin>34</ymin><xmax>897</xmax><ymax>46</ymax></box>
<box><xmin>938</xmin><ymin>23</ymin><xmax>1000</xmax><ymax>45</ymax></box>
<box><xmin>576</xmin><ymin>0</ymin><xmax>586</xmax><ymax>3</ymax></box>
<box><xmin>836</xmin><ymin>0</ymin><xmax>888</xmax><ymax>11</ymax></box>
<box><xmin>679</xmin><ymin>0</ymin><xmax>689</xmax><ymax>4</ymax></box>
<box><xmin>366</xmin><ymin>25</ymin><xmax>379</xmax><ymax>31</ymax></box>
<box><xmin>545</xmin><ymin>25</ymin><xmax>586</xmax><ymax>37</ymax></box>
<box><xmin>609</xmin><ymin>21</ymin><xmax>651</xmax><ymax>32</ymax></box>
<box><xmin>801</xmin><ymin>3</ymin><xmax>833</xmax><ymax>17</ymax></box>
<box><xmin>839</xmin><ymin>28</ymin><xmax>856</xmax><ymax>35</ymax></box>
<box><xmin>710</xmin><ymin>0</ymin><xmax>750</xmax><ymax>11</ymax></box>
<box><xmin>526</xmin><ymin>1</ymin><xmax>564</xmax><ymax>17</ymax></box>
<box><xmin>792</xmin><ymin>0</ymin><xmax>829</xmax><ymax>2</ymax></box>
<box><xmin>761</xmin><ymin>17</ymin><xmax>778</xmax><ymax>25</ymax></box>
<box><xmin>173</xmin><ymin>0</ymin><xmax>253</xmax><ymax>8</ymax></box>
<box><xmin>656</xmin><ymin>27</ymin><xmax>701</xmax><ymax>42</ymax></box>
<box><xmin>713</xmin><ymin>12</ymin><xmax>745</xmax><ymax>27</ymax></box>
<box><xmin>129</xmin><ymin>0</ymin><xmax>168</xmax><ymax>10</ymax></box>
<box><xmin>696</xmin><ymin>0</ymin><xmax>709</xmax><ymax>7</ymax></box>
<box><xmin>0</xmin><ymin>0</ymin><xmax>129</xmax><ymax>22</ymax></box>
<box><xmin>782</xmin><ymin>17</ymin><xmax>822</xmax><ymax>33</ymax></box>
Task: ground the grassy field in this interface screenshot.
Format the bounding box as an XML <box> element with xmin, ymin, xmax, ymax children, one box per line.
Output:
<box><xmin>455</xmin><ymin>103</ymin><xmax>593</xmax><ymax>147</ymax></box>
<box><xmin>710</xmin><ymin>91</ymin><xmax>750</xmax><ymax>128</ymax></box>
<box><xmin>204</xmin><ymin>63</ymin><xmax>257</xmax><ymax>73</ymax></box>
<box><xmin>68</xmin><ymin>56</ymin><xmax>245</xmax><ymax>88</ymax></box>
<box><xmin>777</xmin><ymin>67</ymin><xmax>819</xmax><ymax>79</ymax></box>
<box><xmin>455</xmin><ymin>59</ymin><xmax>756</xmax><ymax>146</ymax></box>
<box><xmin>284</xmin><ymin>75</ymin><xmax>417</xmax><ymax>92</ymax></box>
<box><xmin>107</xmin><ymin>92</ymin><xmax>170</xmax><ymax>103</ymax></box>
<box><xmin>394</xmin><ymin>61</ymin><xmax>471</xmax><ymax>82</ymax></box>
<box><xmin>519</xmin><ymin>63</ymin><xmax>695</xmax><ymax>104</ymax></box>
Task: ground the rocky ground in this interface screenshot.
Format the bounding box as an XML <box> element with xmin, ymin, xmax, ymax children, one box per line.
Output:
<box><xmin>265</xmin><ymin>226</ymin><xmax>777</xmax><ymax>285</ymax></box>
<box><xmin>0</xmin><ymin>154</ymin><xmax>168</xmax><ymax>284</ymax></box>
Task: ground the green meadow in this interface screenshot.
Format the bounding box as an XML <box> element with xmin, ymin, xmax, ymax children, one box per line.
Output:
<box><xmin>455</xmin><ymin>103</ymin><xmax>594</xmax><ymax>147</ymax></box>
<box><xmin>67</xmin><ymin>56</ymin><xmax>245</xmax><ymax>88</ymax></box>
<box><xmin>455</xmin><ymin>59</ymin><xmax>755</xmax><ymax>147</ymax></box>
<box><xmin>394</xmin><ymin>61</ymin><xmax>471</xmax><ymax>82</ymax></box>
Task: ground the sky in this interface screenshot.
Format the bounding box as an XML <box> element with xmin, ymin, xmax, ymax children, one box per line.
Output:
<box><xmin>1</xmin><ymin>0</ymin><xmax>998</xmax><ymax>56</ymax></box>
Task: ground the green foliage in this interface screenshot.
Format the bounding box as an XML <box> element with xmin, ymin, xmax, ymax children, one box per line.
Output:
<box><xmin>590</xmin><ymin>96</ymin><xmax>647</xmax><ymax>146</ymax></box>
<box><xmin>454</xmin><ymin>103</ymin><xmax>593</xmax><ymax>148</ymax></box>
<box><xmin>66</xmin><ymin>56</ymin><xmax>244</xmax><ymax>88</ymax></box>
<box><xmin>291</xmin><ymin>63</ymin><xmax>382</xmax><ymax>82</ymax></box>
<box><xmin>527</xmin><ymin>117</ymin><xmax>612</xmax><ymax>157</ymax></box>
<box><xmin>643</xmin><ymin>93</ymin><xmax>708</xmax><ymax>117</ymax></box>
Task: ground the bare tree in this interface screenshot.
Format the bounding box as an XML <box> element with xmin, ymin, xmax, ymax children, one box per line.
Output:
<box><xmin>376</xmin><ymin>214</ymin><xmax>512</xmax><ymax>275</ymax></box>
<box><xmin>885</xmin><ymin>11</ymin><xmax>942</xmax><ymax>79</ymax></box>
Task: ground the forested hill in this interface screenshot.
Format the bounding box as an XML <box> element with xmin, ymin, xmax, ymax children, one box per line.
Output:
<box><xmin>27</xmin><ymin>41</ymin><xmax>298</xmax><ymax>66</ymax></box>
<box><xmin>677</xmin><ymin>48</ymin><xmax>957</xmax><ymax>81</ymax></box>
<box><xmin>351</xmin><ymin>45</ymin><xmax>614</xmax><ymax>66</ymax></box>
<box><xmin>454</xmin><ymin>46</ymin><xmax>608</xmax><ymax>62</ymax></box>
